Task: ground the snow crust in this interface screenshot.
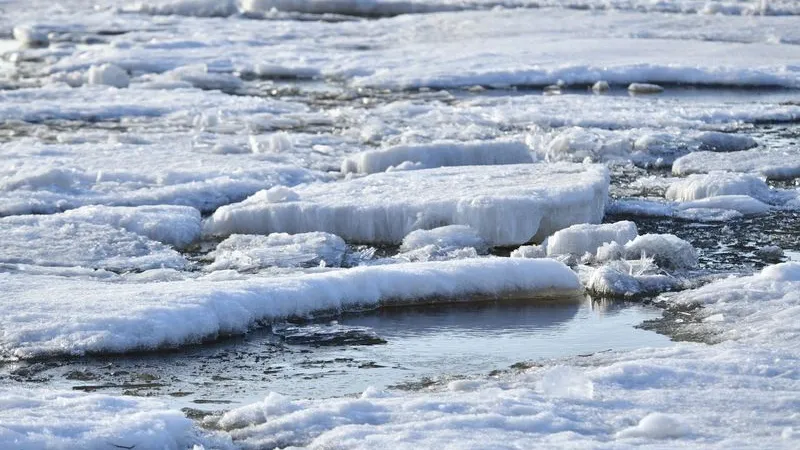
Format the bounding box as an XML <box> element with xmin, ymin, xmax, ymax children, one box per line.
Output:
<box><xmin>340</xmin><ymin>140</ymin><xmax>533</xmax><ymax>174</ymax></box>
<box><xmin>204</xmin><ymin>163</ymin><xmax>610</xmax><ymax>246</ymax></box>
<box><xmin>207</xmin><ymin>232</ymin><xmax>348</xmax><ymax>271</ymax></box>
<box><xmin>0</xmin><ymin>258</ymin><xmax>581</xmax><ymax>358</ymax></box>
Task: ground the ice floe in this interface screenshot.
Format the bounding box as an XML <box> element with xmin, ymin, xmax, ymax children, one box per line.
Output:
<box><xmin>665</xmin><ymin>172</ymin><xmax>772</xmax><ymax>202</ymax></box>
<box><xmin>624</xmin><ymin>233</ymin><xmax>698</xmax><ymax>269</ymax></box>
<box><xmin>0</xmin><ymin>258</ymin><xmax>581</xmax><ymax>358</ymax></box>
<box><xmin>674</xmin><ymin>148</ymin><xmax>800</xmax><ymax>180</ymax></box>
<box><xmin>205</xmin><ymin>163</ymin><xmax>610</xmax><ymax>246</ymax></box>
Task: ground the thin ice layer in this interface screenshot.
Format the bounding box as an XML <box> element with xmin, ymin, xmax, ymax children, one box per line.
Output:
<box><xmin>204</xmin><ymin>163</ymin><xmax>609</xmax><ymax>246</ymax></box>
<box><xmin>340</xmin><ymin>141</ymin><xmax>532</xmax><ymax>174</ymax></box>
<box><xmin>0</xmin><ymin>258</ymin><xmax>581</xmax><ymax>358</ymax></box>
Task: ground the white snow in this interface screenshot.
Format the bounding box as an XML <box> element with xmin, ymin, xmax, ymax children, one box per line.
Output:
<box><xmin>624</xmin><ymin>233</ymin><xmax>698</xmax><ymax>269</ymax></box>
<box><xmin>665</xmin><ymin>172</ymin><xmax>771</xmax><ymax>202</ymax></box>
<box><xmin>204</xmin><ymin>163</ymin><xmax>610</xmax><ymax>246</ymax></box>
<box><xmin>0</xmin><ymin>388</ymin><xmax>216</xmax><ymax>450</ymax></box>
<box><xmin>546</xmin><ymin>221</ymin><xmax>638</xmax><ymax>257</ymax></box>
<box><xmin>207</xmin><ymin>232</ymin><xmax>348</xmax><ymax>271</ymax></box>
<box><xmin>0</xmin><ymin>258</ymin><xmax>582</xmax><ymax>358</ymax></box>
<box><xmin>616</xmin><ymin>413</ymin><xmax>689</xmax><ymax>440</ymax></box>
<box><xmin>340</xmin><ymin>141</ymin><xmax>533</xmax><ymax>174</ymax></box>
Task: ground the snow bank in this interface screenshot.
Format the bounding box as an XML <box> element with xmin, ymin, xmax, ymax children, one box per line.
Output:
<box><xmin>665</xmin><ymin>172</ymin><xmax>771</xmax><ymax>202</ymax></box>
<box><xmin>546</xmin><ymin>221</ymin><xmax>638</xmax><ymax>257</ymax></box>
<box><xmin>0</xmin><ymin>214</ymin><xmax>188</xmax><ymax>271</ymax></box>
<box><xmin>204</xmin><ymin>163</ymin><xmax>610</xmax><ymax>246</ymax></box>
<box><xmin>340</xmin><ymin>141</ymin><xmax>532</xmax><ymax>174</ymax></box>
<box><xmin>0</xmin><ymin>258</ymin><xmax>582</xmax><ymax>358</ymax></box>
<box><xmin>208</xmin><ymin>232</ymin><xmax>348</xmax><ymax>271</ymax></box>
<box><xmin>673</xmin><ymin>149</ymin><xmax>800</xmax><ymax>180</ymax></box>
<box><xmin>0</xmin><ymin>388</ymin><xmax>213</xmax><ymax>450</ymax></box>
<box><xmin>624</xmin><ymin>234</ymin><xmax>698</xmax><ymax>269</ymax></box>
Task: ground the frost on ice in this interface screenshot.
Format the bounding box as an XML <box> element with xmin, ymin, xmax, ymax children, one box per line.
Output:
<box><xmin>204</xmin><ymin>163</ymin><xmax>610</xmax><ymax>246</ymax></box>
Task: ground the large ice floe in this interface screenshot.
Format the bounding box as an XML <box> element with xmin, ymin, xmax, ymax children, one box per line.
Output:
<box><xmin>0</xmin><ymin>258</ymin><xmax>582</xmax><ymax>358</ymax></box>
<box><xmin>204</xmin><ymin>163</ymin><xmax>609</xmax><ymax>246</ymax></box>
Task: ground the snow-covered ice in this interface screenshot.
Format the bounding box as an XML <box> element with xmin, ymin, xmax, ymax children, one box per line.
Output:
<box><xmin>204</xmin><ymin>163</ymin><xmax>610</xmax><ymax>246</ymax></box>
<box><xmin>665</xmin><ymin>172</ymin><xmax>772</xmax><ymax>202</ymax></box>
<box><xmin>674</xmin><ymin>148</ymin><xmax>800</xmax><ymax>180</ymax></box>
<box><xmin>0</xmin><ymin>387</ymin><xmax>217</xmax><ymax>450</ymax></box>
<box><xmin>0</xmin><ymin>258</ymin><xmax>582</xmax><ymax>358</ymax></box>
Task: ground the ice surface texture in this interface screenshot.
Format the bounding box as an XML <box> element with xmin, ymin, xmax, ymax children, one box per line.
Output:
<box><xmin>205</xmin><ymin>163</ymin><xmax>610</xmax><ymax>246</ymax></box>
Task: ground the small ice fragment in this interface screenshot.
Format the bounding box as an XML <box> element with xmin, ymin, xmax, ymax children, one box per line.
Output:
<box><xmin>87</xmin><ymin>63</ymin><xmax>130</xmax><ymax>88</ymax></box>
<box><xmin>628</xmin><ymin>83</ymin><xmax>664</xmax><ymax>94</ymax></box>
<box><xmin>12</xmin><ymin>25</ymin><xmax>49</xmax><ymax>46</ymax></box>
<box><xmin>592</xmin><ymin>80</ymin><xmax>610</xmax><ymax>93</ymax></box>
<box><xmin>617</xmin><ymin>413</ymin><xmax>688</xmax><ymax>439</ymax></box>
<box><xmin>624</xmin><ymin>234</ymin><xmax>698</xmax><ymax>269</ymax></box>
<box><xmin>511</xmin><ymin>244</ymin><xmax>546</xmax><ymax>259</ymax></box>
<box><xmin>756</xmin><ymin>245</ymin><xmax>784</xmax><ymax>262</ymax></box>
<box><xmin>703</xmin><ymin>313</ymin><xmax>725</xmax><ymax>323</ymax></box>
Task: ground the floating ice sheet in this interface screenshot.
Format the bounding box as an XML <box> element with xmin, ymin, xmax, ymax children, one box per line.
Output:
<box><xmin>204</xmin><ymin>163</ymin><xmax>610</xmax><ymax>246</ymax></box>
<box><xmin>0</xmin><ymin>258</ymin><xmax>582</xmax><ymax>358</ymax></box>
